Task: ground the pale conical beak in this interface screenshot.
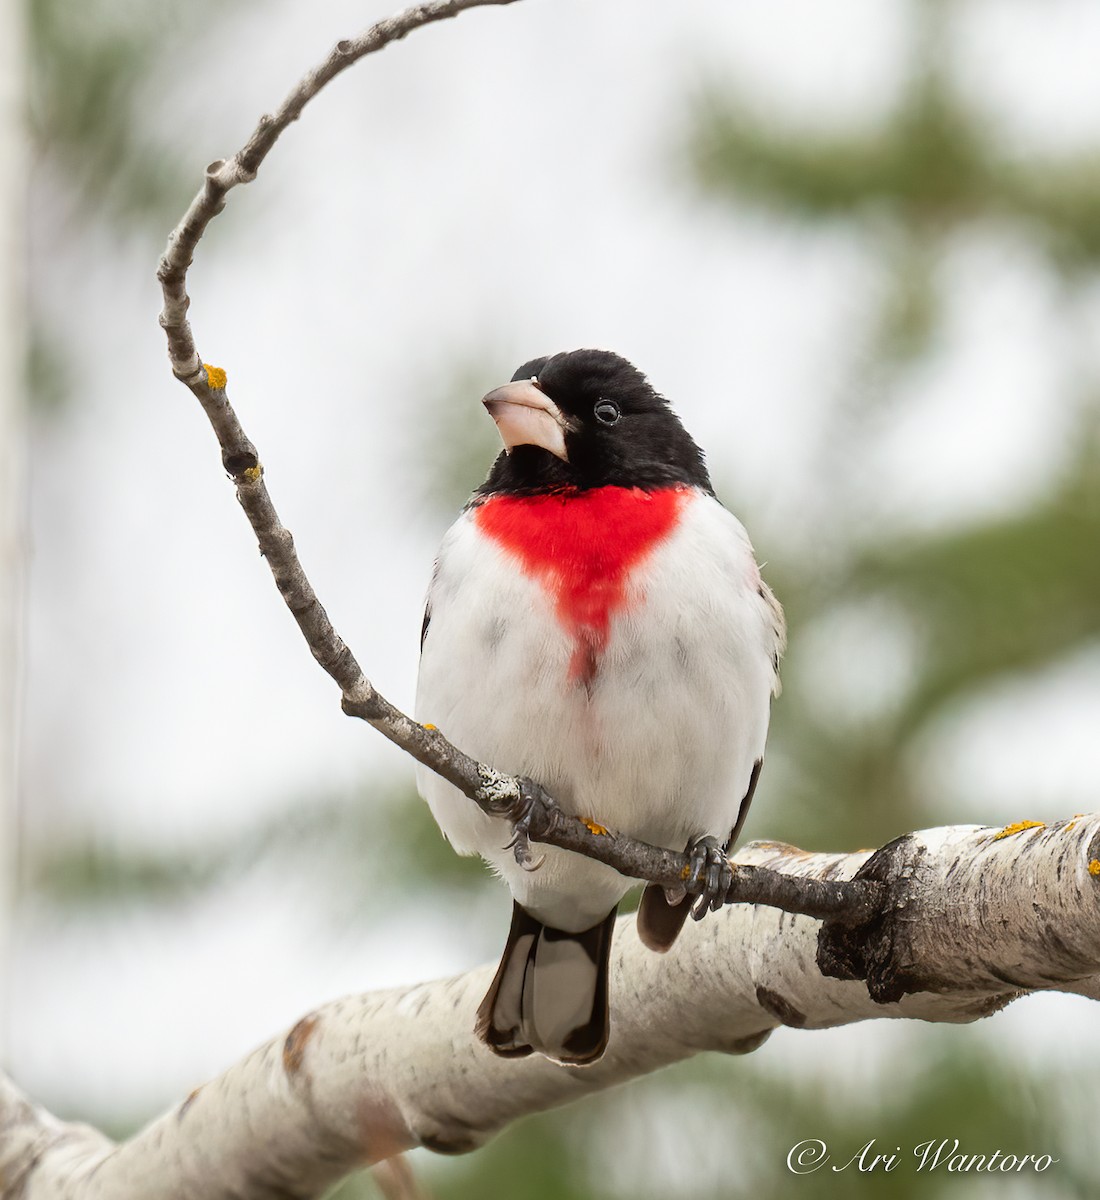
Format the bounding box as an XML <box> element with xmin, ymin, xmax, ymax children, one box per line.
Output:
<box><xmin>482</xmin><ymin>379</ymin><xmax>569</xmax><ymax>461</ymax></box>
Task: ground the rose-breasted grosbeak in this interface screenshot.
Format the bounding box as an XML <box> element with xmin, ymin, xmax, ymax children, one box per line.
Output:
<box><xmin>416</xmin><ymin>349</ymin><xmax>784</xmax><ymax>1065</ymax></box>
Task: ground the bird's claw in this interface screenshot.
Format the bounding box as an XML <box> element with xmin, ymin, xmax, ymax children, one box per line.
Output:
<box><xmin>502</xmin><ymin>778</ymin><xmax>554</xmax><ymax>871</ymax></box>
<box><xmin>507</xmin><ymin>828</ymin><xmax>545</xmax><ymax>872</ymax></box>
<box><xmin>685</xmin><ymin>835</ymin><xmax>733</xmax><ymax>919</ymax></box>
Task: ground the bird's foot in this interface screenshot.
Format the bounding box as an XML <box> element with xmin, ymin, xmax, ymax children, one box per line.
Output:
<box><xmin>685</xmin><ymin>835</ymin><xmax>733</xmax><ymax>919</ymax></box>
<box><xmin>503</xmin><ymin>778</ymin><xmax>556</xmax><ymax>872</ymax></box>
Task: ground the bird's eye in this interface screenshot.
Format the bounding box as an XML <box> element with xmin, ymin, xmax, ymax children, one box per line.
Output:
<box><xmin>593</xmin><ymin>399</ymin><xmax>621</xmax><ymax>426</ymax></box>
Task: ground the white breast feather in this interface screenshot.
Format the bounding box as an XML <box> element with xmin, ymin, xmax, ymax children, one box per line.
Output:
<box><xmin>415</xmin><ymin>491</ymin><xmax>781</xmax><ymax>932</ymax></box>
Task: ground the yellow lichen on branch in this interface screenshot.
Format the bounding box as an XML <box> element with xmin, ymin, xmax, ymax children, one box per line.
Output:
<box><xmin>203</xmin><ymin>363</ymin><xmax>228</xmax><ymax>390</ymax></box>
<box><xmin>582</xmin><ymin>818</ymin><xmax>609</xmax><ymax>836</ymax></box>
<box><xmin>993</xmin><ymin>820</ymin><xmax>1046</xmax><ymax>841</ymax></box>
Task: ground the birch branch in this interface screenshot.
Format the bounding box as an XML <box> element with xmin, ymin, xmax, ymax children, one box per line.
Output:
<box><xmin>154</xmin><ymin>0</ymin><xmax>879</xmax><ymax>926</ymax></box>
<box><xmin>5</xmin><ymin>820</ymin><xmax>1099</xmax><ymax>1198</ymax></box>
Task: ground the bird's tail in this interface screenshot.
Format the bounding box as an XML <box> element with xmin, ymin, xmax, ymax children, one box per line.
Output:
<box><xmin>475</xmin><ymin>902</ymin><xmax>617</xmax><ymax>1066</ymax></box>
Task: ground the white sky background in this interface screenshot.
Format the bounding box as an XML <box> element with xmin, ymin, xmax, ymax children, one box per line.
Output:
<box><xmin>6</xmin><ymin>0</ymin><xmax>1100</xmax><ymax>1167</ymax></box>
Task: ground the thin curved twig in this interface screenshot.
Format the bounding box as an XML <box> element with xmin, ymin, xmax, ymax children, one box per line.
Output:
<box><xmin>155</xmin><ymin>0</ymin><xmax>882</xmax><ymax>928</ymax></box>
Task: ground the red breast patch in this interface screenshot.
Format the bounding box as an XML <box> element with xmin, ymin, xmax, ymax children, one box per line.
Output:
<box><xmin>474</xmin><ymin>485</ymin><xmax>690</xmax><ymax>685</ymax></box>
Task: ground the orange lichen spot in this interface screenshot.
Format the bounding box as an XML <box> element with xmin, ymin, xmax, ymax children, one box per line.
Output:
<box><xmin>283</xmin><ymin>1014</ymin><xmax>319</xmax><ymax>1077</ymax></box>
<box><xmin>1089</xmin><ymin>860</ymin><xmax>1100</xmax><ymax>878</ymax></box>
<box><xmin>422</xmin><ymin>723</ymin><xmax>437</xmax><ymax>731</ymax></box>
<box><xmin>582</xmin><ymin>817</ymin><xmax>609</xmax><ymax>836</ymax></box>
<box><xmin>1065</xmin><ymin>821</ymin><xmax>1078</xmax><ymax>832</ymax></box>
<box><xmin>203</xmin><ymin>363</ymin><xmax>227</xmax><ymax>390</ymax></box>
<box><xmin>993</xmin><ymin>820</ymin><xmax>1045</xmax><ymax>840</ymax></box>
<box><xmin>681</xmin><ymin>864</ymin><xmax>692</xmax><ymax>881</ymax></box>
<box><xmin>243</xmin><ymin>464</ymin><xmax>263</xmax><ymax>483</ymax></box>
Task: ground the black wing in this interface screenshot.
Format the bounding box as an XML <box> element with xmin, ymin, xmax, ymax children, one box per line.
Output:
<box><xmin>420</xmin><ymin>602</ymin><xmax>431</xmax><ymax>652</ymax></box>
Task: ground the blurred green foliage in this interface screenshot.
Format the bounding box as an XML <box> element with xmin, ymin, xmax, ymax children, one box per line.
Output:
<box><xmin>413</xmin><ymin>354</ymin><xmax>505</xmax><ymax>515</ymax></box>
<box><xmin>25</xmin><ymin>0</ymin><xmax>249</xmax><ymax>416</ymax></box>
<box><xmin>688</xmin><ymin>1</ymin><xmax>1100</xmax><ymax>368</ymax></box>
<box><xmin>26</xmin><ymin>0</ymin><xmax>1100</xmax><ymax>1195</ymax></box>
<box><xmin>760</xmin><ymin>455</ymin><xmax>1100</xmax><ymax>854</ymax></box>
<box><xmin>695</xmin><ymin>1045</ymin><xmax>1092</xmax><ymax>1200</ymax></box>
<box><xmin>27</xmin><ymin>0</ymin><xmax>245</xmax><ymax>226</ymax></box>
<box><xmin>32</xmin><ymin>782</ymin><xmax>490</xmax><ymax>915</ymax></box>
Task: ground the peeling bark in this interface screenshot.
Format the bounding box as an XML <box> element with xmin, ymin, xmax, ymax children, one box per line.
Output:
<box><xmin>819</xmin><ymin>820</ymin><xmax>1100</xmax><ymax>1003</ymax></box>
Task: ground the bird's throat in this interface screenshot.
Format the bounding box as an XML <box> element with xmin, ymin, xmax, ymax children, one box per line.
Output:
<box><xmin>474</xmin><ymin>485</ymin><xmax>690</xmax><ymax>687</ymax></box>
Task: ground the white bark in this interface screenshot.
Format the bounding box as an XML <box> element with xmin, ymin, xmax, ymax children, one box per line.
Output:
<box><xmin>3</xmin><ymin>818</ymin><xmax>1097</xmax><ymax>1199</ymax></box>
<box><xmin>0</xmin><ymin>0</ymin><xmax>27</xmax><ymax>1058</ymax></box>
